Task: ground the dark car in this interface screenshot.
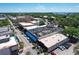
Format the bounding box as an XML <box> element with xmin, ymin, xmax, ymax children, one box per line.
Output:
<box><xmin>69</xmin><ymin>36</ymin><xmax>78</xmax><ymax>43</ymax></box>
<box><xmin>63</xmin><ymin>43</ymin><xmax>72</xmax><ymax>49</ymax></box>
<box><xmin>51</xmin><ymin>51</ymin><xmax>56</xmax><ymax>55</ymax></box>
<box><xmin>58</xmin><ymin>46</ymin><xmax>66</xmax><ymax>51</ymax></box>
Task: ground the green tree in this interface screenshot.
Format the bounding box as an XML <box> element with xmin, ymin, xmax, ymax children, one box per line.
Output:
<box><xmin>63</xmin><ymin>26</ymin><xmax>79</xmax><ymax>37</ymax></box>
<box><xmin>0</xmin><ymin>19</ymin><xmax>10</xmax><ymax>27</ymax></box>
<box><xmin>19</xmin><ymin>42</ymin><xmax>24</xmax><ymax>49</ymax></box>
<box><xmin>39</xmin><ymin>20</ymin><xmax>45</xmax><ymax>26</ymax></box>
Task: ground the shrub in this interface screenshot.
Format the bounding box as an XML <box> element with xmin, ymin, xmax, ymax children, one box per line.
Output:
<box><xmin>19</xmin><ymin>42</ymin><xmax>24</xmax><ymax>49</ymax></box>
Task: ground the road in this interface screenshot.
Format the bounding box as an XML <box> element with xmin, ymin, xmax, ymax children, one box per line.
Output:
<box><xmin>7</xmin><ymin>16</ymin><xmax>33</xmax><ymax>55</ymax></box>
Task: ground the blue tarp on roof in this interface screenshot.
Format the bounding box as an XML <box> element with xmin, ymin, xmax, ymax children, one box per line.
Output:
<box><xmin>24</xmin><ymin>30</ymin><xmax>38</xmax><ymax>42</ymax></box>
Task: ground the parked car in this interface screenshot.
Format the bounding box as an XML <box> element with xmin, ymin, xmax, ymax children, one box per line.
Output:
<box><xmin>51</xmin><ymin>51</ymin><xmax>56</xmax><ymax>55</ymax></box>
<box><xmin>58</xmin><ymin>46</ymin><xmax>66</xmax><ymax>51</ymax></box>
<box><xmin>63</xmin><ymin>43</ymin><xmax>72</xmax><ymax>49</ymax></box>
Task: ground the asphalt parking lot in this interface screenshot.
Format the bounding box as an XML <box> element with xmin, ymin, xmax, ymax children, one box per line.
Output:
<box><xmin>53</xmin><ymin>44</ymin><xmax>75</xmax><ymax>55</ymax></box>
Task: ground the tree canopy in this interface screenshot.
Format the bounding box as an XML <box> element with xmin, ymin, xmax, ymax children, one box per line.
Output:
<box><xmin>64</xmin><ymin>26</ymin><xmax>79</xmax><ymax>37</ymax></box>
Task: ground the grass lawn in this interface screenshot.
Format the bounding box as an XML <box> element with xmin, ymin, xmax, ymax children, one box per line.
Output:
<box><xmin>0</xmin><ymin>19</ymin><xmax>10</xmax><ymax>27</ymax></box>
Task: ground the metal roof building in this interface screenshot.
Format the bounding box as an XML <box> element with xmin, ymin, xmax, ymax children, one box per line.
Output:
<box><xmin>16</xmin><ymin>15</ymin><xmax>34</xmax><ymax>22</ymax></box>
<box><xmin>19</xmin><ymin>22</ymin><xmax>34</xmax><ymax>27</ymax></box>
<box><xmin>38</xmin><ymin>33</ymin><xmax>69</xmax><ymax>52</ymax></box>
<box><xmin>24</xmin><ymin>25</ymin><xmax>46</xmax><ymax>30</ymax></box>
<box><xmin>0</xmin><ymin>26</ymin><xmax>12</xmax><ymax>36</ymax></box>
<box><xmin>0</xmin><ymin>36</ymin><xmax>18</xmax><ymax>55</ymax></box>
<box><xmin>0</xmin><ymin>14</ymin><xmax>6</xmax><ymax>20</ymax></box>
<box><xmin>0</xmin><ymin>26</ymin><xmax>18</xmax><ymax>55</ymax></box>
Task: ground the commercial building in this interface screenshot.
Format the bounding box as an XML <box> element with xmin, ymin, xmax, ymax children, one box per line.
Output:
<box><xmin>24</xmin><ymin>25</ymin><xmax>46</xmax><ymax>31</ymax></box>
<box><xmin>0</xmin><ymin>14</ymin><xmax>6</xmax><ymax>20</ymax></box>
<box><xmin>0</xmin><ymin>26</ymin><xmax>18</xmax><ymax>55</ymax></box>
<box><xmin>38</xmin><ymin>33</ymin><xmax>69</xmax><ymax>52</ymax></box>
<box><xmin>18</xmin><ymin>17</ymin><xmax>42</xmax><ymax>27</ymax></box>
<box><xmin>18</xmin><ymin>17</ymin><xmax>47</xmax><ymax>31</ymax></box>
<box><xmin>0</xmin><ymin>36</ymin><xmax>18</xmax><ymax>55</ymax></box>
<box><xmin>0</xmin><ymin>26</ymin><xmax>12</xmax><ymax>36</ymax></box>
<box><xmin>9</xmin><ymin>16</ymin><xmax>16</xmax><ymax>20</ymax></box>
<box><xmin>19</xmin><ymin>22</ymin><xmax>34</xmax><ymax>27</ymax></box>
<box><xmin>16</xmin><ymin>15</ymin><xmax>33</xmax><ymax>22</ymax></box>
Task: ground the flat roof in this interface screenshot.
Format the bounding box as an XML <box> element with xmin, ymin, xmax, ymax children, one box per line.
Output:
<box><xmin>0</xmin><ymin>35</ymin><xmax>10</xmax><ymax>40</ymax></box>
<box><xmin>0</xmin><ymin>15</ymin><xmax>6</xmax><ymax>20</ymax></box>
<box><xmin>24</xmin><ymin>25</ymin><xmax>46</xmax><ymax>30</ymax></box>
<box><xmin>19</xmin><ymin>22</ymin><xmax>34</xmax><ymax>27</ymax></box>
<box><xmin>24</xmin><ymin>25</ymin><xmax>38</xmax><ymax>30</ymax></box>
<box><xmin>30</xmin><ymin>21</ymin><xmax>37</xmax><ymax>24</ymax></box>
<box><xmin>0</xmin><ymin>36</ymin><xmax>18</xmax><ymax>50</ymax></box>
<box><xmin>0</xmin><ymin>26</ymin><xmax>9</xmax><ymax>33</ymax></box>
<box><xmin>0</xmin><ymin>18</ymin><xmax>6</xmax><ymax>20</ymax></box>
<box><xmin>39</xmin><ymin>33</ymin><xmax>67</xmax><ymax>48</ymax></box>
<box><xmin>9</xmin><ymin>16</ymin><xmax>16</xmax><ymax>20</ymax></box>
<box><xmin>0</xmin><ymin>26</ymin><xmax>12</xmax><ymax>36</ymax></box>
<box><xmin>33</xmin><ymin>18</ymin><xmax>41</xmax><ymax>20</ymax></box>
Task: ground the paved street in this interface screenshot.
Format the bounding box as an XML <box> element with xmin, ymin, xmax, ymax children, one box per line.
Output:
<box><xmin>7</xmin><ymin>16</ymin><xmax>33</xmax><ymax>55</ymax></box>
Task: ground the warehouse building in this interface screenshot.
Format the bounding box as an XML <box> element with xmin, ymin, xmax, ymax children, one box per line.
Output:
<box><xmin>38</xmin><ymin>33</ymin><xmax>69</xmax><ymax>52</ymax></box>
<box><xmin>0</xmin><ymin>26</ymin><xmax>12</xmax><ymax>36</ymax></box>
<box><xmin>18</xmin><ymin>17</ymin><xmax>47</xmax><ymax>31</ymax></box>
<box><xmin>9</xmin><ymin>16</ymin><xmax>16</xmax><ymax>20</ymax></box>
<box><xmin>0</xmin><ymin>26</ymin><xmax>18</xmax><ymax>55</ymax></box>
<box><xmin>19</xmin><ymin>22</ymin><xmax>34</xmax><ymax>27</ymax></box>
<box><xmin>0</xmin><ymin>36</ymin><xmax>18</xmax><ymax>55</ymax></box>
<box><xmin>0</xmin><ymin>14</ymin><xmax>6</xmax><ymax>20</ymax></box>
<box><xmin>16</xmin><ymin>15</ymin><xmax>34</xmax><ymax>22</ymax></box>
<box><xmin>24</xmin><ymin>25</ymin><xmax>46</xmax><ymax>31</ymax></box>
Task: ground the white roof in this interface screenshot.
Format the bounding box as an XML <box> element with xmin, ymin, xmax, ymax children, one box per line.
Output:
<box><xmin>33</xmin><ymin>18</ymin><xmax>41</xmax><ymax>20</ymax></box>
<box><xmin>0</xmin><ymin>36</ymin><xmax>17</xmax><ymax>50</ymax></box>
<box><xmin>0</xmin><ymin>26</ymin><xmax>9</xmax><ymax>33</ymax></box>
<box><xmin>43</xmin><ymin>16</ymin><xmax>48</xmax><ymax>18</ymax></box>
<box><xmin>30</xmin><ymin>21</ymin><xmax>37</xmax><ymax>24</ymax></box>
<box><xmin>0</xmin><ymin>35</ymin><xmax>10</xmax><ymax>40</ymax></box>
<box><xmin>24</xmin><ymin>25</ymin><xmax>46</xmax><ymax>30</ymax></box>
<box><xmin>24</xmin><ymin>25</ymin><xmax>38</xmax><ymax>30</ymax></box>
<box><xmin>51</xmin><ymin>16</ymin><xmax>56</xmax><ymax>18</ymax></box>
<box><xmin>0</xmin><ymin>18</ymin><xmax>6</xmax><ymax>20</ymax></box>
<box><xmin>8</xmin><ymin>16</ymin><xmax>16</xmax><ymax>20</ymax></box>
<box><xmin>19</xmin><ymin>22</ymin><xmax>34</xmax><ymax>27</ymax></box>
<box><xmin>39</xmin><ymin>33</ymin><xmax>67</xmax><ymax>48</ymax></box>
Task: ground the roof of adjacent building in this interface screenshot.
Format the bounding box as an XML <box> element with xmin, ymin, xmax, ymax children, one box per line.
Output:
<box><xmin>0</xmin><ymin>14</ymin><xmax>6</xmax><ymax>20</ymax></box>
<box><xmin>24</xmin><ymin>25</ymin><xmax>46</xmax><ymax>30</ymax></box>
<box><xmin>0</xmin><ymin>18</ymin><xmax>6</xmax><ymax>20</ymax></box>
<box><xmin>16</xmin><ymin>15</ymin><xmax>34</xmax><ymax>22</ymax></box>
<box><xmin>33</xmin><ymin>18</ymin><xmax>42</xmax><ymax>20</ymax></box>
<box><xmin>19</xmin><ymin>22</ymin><xmax>34</xmax><ymax>27</ymax></box>
<box><xmin>39</xmin><ymin>33</ymin><xmax>68</xmax><ymax>48</ymax></box>
<box><xmin>9</xmin><ymin>16</ymin><xmax>16</xmax><ymax>20</ymax></box>
<box><xmin>0</xmin><ymin>35</ymin><xmax>10</xmax><ymax>40</ymax></box>
<box><xmin>0</xmin><ymin>26</ymin><xmax>12</xmax><ymax>36</ymax></box>
<box><xmin>24</xmin><ymin>25</ymin><xmax>38</xmax><ymax>30</ymax></box>
<box><xmin>0</xmin><ymin>36</ymin><xmax>18</xmax><ymax>50</ymax></box>
<box><xmin>0</xmin><ymin>26</ymin><xmax>9</xmax><ymax>33</ymax></box>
